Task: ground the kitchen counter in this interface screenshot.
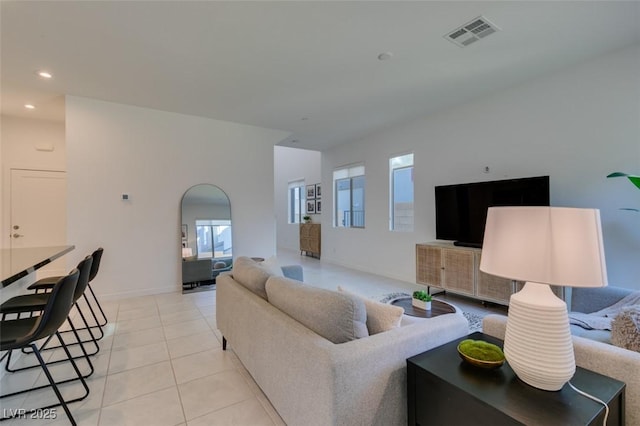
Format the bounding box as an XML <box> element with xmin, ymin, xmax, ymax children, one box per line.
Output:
<box><xmin>1</xmin><ymin>245</ymin><xmax>75</xmax><ymax>287</ymax></box>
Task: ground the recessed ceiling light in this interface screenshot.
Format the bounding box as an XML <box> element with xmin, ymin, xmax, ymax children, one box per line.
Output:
<box><xmin>37</xmin><ymin>71</ymin><xmax>52</xmax><ymax>79</ymax></box>
<box><xmin>24</xmin><ymin>104</ymin><xmax>36</xmax><ymax>109</ymax></box>
<box><xmin>377</xmin><ymin>52</ymin><xmax>393</xmax><ymax>61</ymax></box>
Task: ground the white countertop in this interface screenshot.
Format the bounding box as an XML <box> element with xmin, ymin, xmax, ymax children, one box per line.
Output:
<box><xmin>1</xmin><ymin>245</ymin><xmax>75</xmax><ymax>287</ymax></box>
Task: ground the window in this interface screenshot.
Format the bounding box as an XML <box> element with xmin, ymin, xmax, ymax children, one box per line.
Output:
<box><xmin>333</xmin><ymin>164</ymin><xmax>365</xmax><ymax>228</ymax></box>
<box><xmin>390</xmin><ymin>153</ymin><xmax>414</xmax><ymax>231</ymax></box>
<box><xmin>288</xmin><ymin>180</ymin><xmax>305</xmax><ymax>224</ymax></box>
<box><xmin>195</xmin><ymin>220</ymin><xmax>232</xmax><ymax>258</ymax></box>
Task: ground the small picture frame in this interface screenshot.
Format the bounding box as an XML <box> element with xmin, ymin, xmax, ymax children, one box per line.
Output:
<box><xmin>306</xmin><ymin>185</ymin><xmax>316</xmax><ymax>199</ymax></box>
<box><xmin>306</xmin><ymin>200</ymin><xmax>316</xmax><ymax>214</ymax></box>
<box><xmin>315</xmin><ymin>199</ymin><xmax>322</xmax><ymax>213</ymax></box>
<box><xmin>181</xmin><ymin>224</ymin><xmax>188</xmax><ymax>240</ymax></box>
<box><xmin>315</xmin><ymin>184</ymin><xmax>322</xmax><ymax>199</ymax></box>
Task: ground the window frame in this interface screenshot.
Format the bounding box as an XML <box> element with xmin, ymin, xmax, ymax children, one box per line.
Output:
<box><xmin>195</xmin><ymin>219</ymin><xmax>233</xmax><ymax>259</ymax></box>
<box><xmin>333</xmin><ymin>164</ymin><xmax>365</xmax><ymax>229</ymax></box>
<box><xmin>287</xmin><ymin>180</ymin><xmax>305</xmax><ymax>224</ymax></box>
<box><xmin>389</xmin><ymin>153</ymin><xmax>414</xmax><ymax>232</ymax></box>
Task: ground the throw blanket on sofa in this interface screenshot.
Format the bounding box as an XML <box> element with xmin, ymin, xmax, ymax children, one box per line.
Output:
<box><xmin>570</xmin><ymin>291</ymin><xmax>640</xmax><ymax>330</ymax></box>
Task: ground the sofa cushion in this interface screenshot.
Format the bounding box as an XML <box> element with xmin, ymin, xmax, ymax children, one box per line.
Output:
<box><xmin>611</xmin><ymin>307</ymin><xmax>640</xmax><ymax>352</ymax></box>
<box><xmin>337</xmin><ymin>286</ymin><xmax>404</xmax><ymax>335</ymax></box>
<box><xmin>233</xmin><ymin>256</ymin><xmax>272</xmax><ymax>299</ymax></box>
<box><xmin>266</xmin><ymin>276</ymin><xmax>368</xmax><ymax>343</ymax></box>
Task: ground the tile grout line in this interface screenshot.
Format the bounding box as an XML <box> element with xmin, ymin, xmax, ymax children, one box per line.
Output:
<box><xmin>160</xmin><ymin>295</ymin><xmax>189</xmax><ymax>426</ymax></box>
<box><xmin>95</xmin><ymin>300</ymin><xmax>121</xmax><ymax>426</ymax></box>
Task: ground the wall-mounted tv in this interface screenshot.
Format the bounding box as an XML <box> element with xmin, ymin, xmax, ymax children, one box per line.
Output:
<box><xmin>435</xmin><ymin>176</ymin><xmax>550</xmax><ymax>248</ymax></box>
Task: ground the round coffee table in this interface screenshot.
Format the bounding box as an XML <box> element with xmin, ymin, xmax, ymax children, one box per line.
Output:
<box><xmin>391</xmin><ymin>297</ymin><xmax>456</xmax><ymax>318</ymax></box>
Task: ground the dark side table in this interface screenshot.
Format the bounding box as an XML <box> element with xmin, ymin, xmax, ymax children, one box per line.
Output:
<box><xmin>407</xmin><ymin>332</ymin><xmax>625</xmax><ymax>426</ymax></box>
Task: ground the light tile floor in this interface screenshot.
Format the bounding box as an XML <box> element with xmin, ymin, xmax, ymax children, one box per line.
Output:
<box><xmin>0</xmin><ymin>249</ymin><xmax>506</xmax><ymax>425</ymax></box>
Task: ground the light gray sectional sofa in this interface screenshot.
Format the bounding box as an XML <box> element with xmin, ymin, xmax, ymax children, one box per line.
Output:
<box><xmin>216</xmin><ymin>257</ymin><xmax>469</xmax><ymax>426</ymax></box>
<box><xmin>483</xmin><ymin>314</ymin><xmax>640</xmax><ymax>426</ymax></box>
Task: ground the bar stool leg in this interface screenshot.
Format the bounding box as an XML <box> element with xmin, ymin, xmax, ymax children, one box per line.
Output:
<box><xmin>30</xmin><ymin>340</ymin><xmax>78</xmax><ymax>426</ymax></box>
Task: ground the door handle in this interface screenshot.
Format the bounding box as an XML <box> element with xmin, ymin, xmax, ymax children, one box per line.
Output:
<box><xmin>12</xmin><ymin>233</ymin><xmax>23</xmax><ymax>238</ymax></box>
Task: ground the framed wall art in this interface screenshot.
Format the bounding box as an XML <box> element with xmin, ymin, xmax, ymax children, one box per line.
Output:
<box><xmin>306</xmin><ymin>184</ymin><xmax>316</xmax><ymax>199</ymax></box>
<box><xmin>306</xmin><ymin>200</ymin><xmax>316</xmax><ymax>214</ymax></box>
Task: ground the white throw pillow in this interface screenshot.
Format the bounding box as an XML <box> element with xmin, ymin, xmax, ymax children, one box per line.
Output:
<box><xmin>337</xmin><ymin>286</ymin><xmax>404</xmax><ymax>334</ymax></box>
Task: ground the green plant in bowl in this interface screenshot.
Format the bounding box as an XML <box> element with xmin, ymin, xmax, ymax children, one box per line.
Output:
<box><xmin>457</xmin><ymin>339</ymin><xmax>505</xmax><ymax>369</ymax></box>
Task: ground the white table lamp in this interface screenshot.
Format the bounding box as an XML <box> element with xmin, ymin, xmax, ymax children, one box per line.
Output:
<box><xmin>480</xmin><ymin>206</ymin><xmax>607</xmax><ymax>391</ymax></box>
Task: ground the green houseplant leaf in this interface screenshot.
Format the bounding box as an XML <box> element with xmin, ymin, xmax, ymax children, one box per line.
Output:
<box><xmin>607</xmin><ymin>172</ymin><xmax>640</xmax><ymax>190</ymax></box>
<box><xmin>608</xmin><ymin>172</ymin><xmax>640</xmax><ymax>212</ymax></box>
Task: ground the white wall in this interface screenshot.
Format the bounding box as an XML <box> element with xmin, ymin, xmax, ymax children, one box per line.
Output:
<box><xmin>274</xmin><ymin>146</ymin><xmax>321</xmax><ymax>251</ymax></box>
<box><xmin>66</xmin><ymin>96</ymin><xmax>289</xmax><ymax>299</ymax></box>
<box><xmin>322</xmin><ymin>45</ymin><xmax>640</xmax><ymax>289</ymax></box>
<box><xmin>1</xmin><ymin>115</ymin><xmax>66</xmax><ymax>249</ymax></box>
<box><xmin>0</xmin><ymin>115</ymin><xmax>66</xmax><ymax>304</ymax></box>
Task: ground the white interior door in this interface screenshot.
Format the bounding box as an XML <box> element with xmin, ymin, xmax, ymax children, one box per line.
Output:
<box><xmin>10</xmin><ymin>169</ymin><xmax>67</xmax><ymax>276</ymax></box>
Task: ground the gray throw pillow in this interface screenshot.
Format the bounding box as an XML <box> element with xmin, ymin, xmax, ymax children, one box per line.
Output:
<box><xmin>266</xmin><ymin>276</ymin><xmax>368</xmax><ymax>343</ymax></box>
<box><xmin>611</xmin><ymin>306</ymin><xmax>640</xmax><ymax>353</ymax></box>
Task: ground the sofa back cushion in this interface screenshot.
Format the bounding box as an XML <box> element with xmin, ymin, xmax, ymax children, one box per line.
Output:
<box><xmin>266</xmin><ymin>276</ymin><xmax>368</xmax><ymax>343</ymax></box>
<box><xmin>233</xmin><ymin>256</ymin><xmax>282</xmax><ymax>300</ymax></box>
<box><xmin>571</xmin><ymin>286</ymin><xmax>633</xmax><ymax>313</ymax></box>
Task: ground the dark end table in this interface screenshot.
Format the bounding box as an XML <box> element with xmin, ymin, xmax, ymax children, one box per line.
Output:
<box><xmin>391</xmin><ymin>297</ymin><xmax>456</xmax><ymax>318</ymax></box>
<box><xmin>407</xmin><ymin>332</ymin><xmax>625</xmax><ymax>426</ymax></box>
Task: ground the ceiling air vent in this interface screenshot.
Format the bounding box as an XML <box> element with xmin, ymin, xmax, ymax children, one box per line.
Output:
<box><xmin>444</xmin><ymin>16</ymin><xmax>500</xmax><ymax>47</ymax></box>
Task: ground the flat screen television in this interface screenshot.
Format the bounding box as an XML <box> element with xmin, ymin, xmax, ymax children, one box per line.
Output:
<box><xmin>435</xmin><ymin>176</ymin><xmax>550</xmax><ymax>248</ymax></box>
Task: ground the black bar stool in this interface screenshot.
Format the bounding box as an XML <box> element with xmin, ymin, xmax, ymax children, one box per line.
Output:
<box><xmin>0</xmin><ymin>256</ymin><xmax>100</xmax><ymax>369</ymax></box>
<box><xmin>1</xmin><ymin>269</ymin><xmax>89</xmax><ymax>426</ymax></box>
<box><xmin>29</xmin><ymin>248</ymin><xmax>107</xmax><ymax>330</ymax></box>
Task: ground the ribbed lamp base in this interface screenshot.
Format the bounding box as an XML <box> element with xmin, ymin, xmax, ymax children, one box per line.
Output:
<box><xmin>504</xmin><ymin>282</ymin><xmax>575</xmax><ymax>391</ymax></box>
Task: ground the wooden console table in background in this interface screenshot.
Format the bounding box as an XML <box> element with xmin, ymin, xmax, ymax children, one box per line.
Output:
<box><xmin>416</xmin><ymin>242</ymin><xmax>564</xmax><ymax>306</ymax></box>
<box><xmin>300</xmin><ymin>223</ymin><xmax>320</xmax><ymax>258</ymax></box>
